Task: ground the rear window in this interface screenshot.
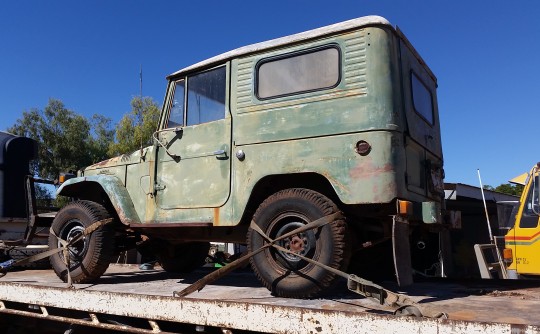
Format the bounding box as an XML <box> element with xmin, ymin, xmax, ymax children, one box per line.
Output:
<box><xmin>411</xmin><ymin>72</ymin><xmax>434</xmax><ymax>125</ymax></box>
<box><xmin>256</xmin><ymin>46</ymin><xmax>340</xmax><ymax>99</ymax></box>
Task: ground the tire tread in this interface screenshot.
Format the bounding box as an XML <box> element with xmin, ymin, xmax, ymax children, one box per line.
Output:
<box><xmin>247</xmin><ymin>188</ymin><xmax>350</xmax><ymax>298</ymax></box>
<box><xmin>49</xmin><ymin>200</ymin><xmax>115</xmax><ymax>283</ymax></box>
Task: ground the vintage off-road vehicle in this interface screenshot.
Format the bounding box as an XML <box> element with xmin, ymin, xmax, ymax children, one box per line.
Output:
<box><xmin>50</xmin><ymin>16</ymin><xmax>444</xmax><ymax>298</ymax></box>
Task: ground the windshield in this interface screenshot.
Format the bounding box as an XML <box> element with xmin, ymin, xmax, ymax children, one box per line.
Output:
<box><xmin>518</xmin><ymin>175</ymin><xmax>540</xmax><ymax>229</ymax></box>
<box><xmin>497</xmin><ymin>201</ymin><xmax>519</xmax><ymax>232</ymax></box>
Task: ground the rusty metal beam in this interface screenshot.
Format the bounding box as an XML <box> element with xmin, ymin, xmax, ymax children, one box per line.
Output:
<box><xmin>0</xmin><ymin>283</ymin><xmax>538</xmax><ymax>334</ymax></box>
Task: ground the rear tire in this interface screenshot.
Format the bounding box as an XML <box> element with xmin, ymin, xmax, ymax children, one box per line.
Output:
<box><xmin>247</xmin><ymin>188</ymin><xmax>350</xmax><ymax>298</ymax></box>
<box><xmin>158</xmin><ymin>242</ymin><xmax>210</xmax><ymax>273</ymax></box>
<box><xmin>48</xmin><ymin>200</ymin><xmax>115</xmax><ymax>283</ymax></box>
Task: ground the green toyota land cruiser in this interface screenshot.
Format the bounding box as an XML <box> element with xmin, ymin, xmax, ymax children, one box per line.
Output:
<box><xmin>51</xmin><ymin>15</ymin><xmax>444</xmax><ymax>298</ymax></box>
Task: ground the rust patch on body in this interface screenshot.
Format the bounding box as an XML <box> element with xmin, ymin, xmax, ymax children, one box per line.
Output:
<box><xmin>319</xmin><ymin>171</ymin><xmax>349</xmax><ymax>195</ymax></box>
<box><xmin>88</xmin><ymin>157</ymin><xmax>116</xmax><ymax>168</ymax></box>
<box><xmin>130</xmin><ymin>222</ymin><xmax>212</xmax><ymax>228</ymax></box>
<box><xmin>349</xmin><ymin>161</ymin><xmax>393</xmax><ymax>180</ymax></box>
<box><xmin>214</xmin><ymin>207</ymin><xmax>220</xmax><ymax>226</ymax></box>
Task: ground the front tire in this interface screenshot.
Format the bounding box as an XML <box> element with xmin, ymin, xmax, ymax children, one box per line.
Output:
<box><xmin>247</xmin><ymin>188</ymin><xmax>350</xmax><ymax>298</ymax></box>
<box><xmin>48</xmin><ymin>200</ymin><xmax>115</xmax><ymax>283</ymax></box>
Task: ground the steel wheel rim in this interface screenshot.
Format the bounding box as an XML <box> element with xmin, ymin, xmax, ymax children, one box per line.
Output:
<box><xmin>266</xmin><ymin>212</ymin><xmax>318</xmax><ymax>272</ymax></box>
<box><xmin>58</xmin><ymin>219</ymin><xmax>88</xmax><ymax>267</ymax></box>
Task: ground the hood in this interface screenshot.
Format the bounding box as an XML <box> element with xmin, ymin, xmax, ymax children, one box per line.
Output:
<box><xmin>83</xmin><ymin>146</ymin><xmax>152</xmax><ymax>173</ymax></box>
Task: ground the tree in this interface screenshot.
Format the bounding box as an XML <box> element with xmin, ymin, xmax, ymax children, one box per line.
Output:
<box><xmin>89</xmin><ymin>114</ymin><xmax>115</xmax><ymax>163</ymax></box>
<box><xmin>108</xmin><ymin>96</ymin><xmax>161</xmax><ymax>156</ymax></box>
<box><xmin>484</xmin><ymin>183</ymin><xmax>524</xmax><ymax>197</ymax></box>
<box><xmin>8</xmin><ymin>98</ymin><xmax>114</xmax><ymax>180</ymax></box>
<box><xmin>494</xmin><ymin>183</ymin><xmax>524</xmax><ymax>197</ymax></box>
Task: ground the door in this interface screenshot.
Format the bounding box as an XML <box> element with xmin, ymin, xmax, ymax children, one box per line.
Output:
<box><xmin>511</xmin><ymin>175</ymin><xmax>540</xmax><ymax>274</ymax></box>
<box><xmin>155</xmin><ymin>65</ymin><xmax>231</xmax><ymax>210</ymax></box>
<box><xmin>399</xmin><ymin>39</ymin><xmax>443</xmax><ymax>198</ymax></box>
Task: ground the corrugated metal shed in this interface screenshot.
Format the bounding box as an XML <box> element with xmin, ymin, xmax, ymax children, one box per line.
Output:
<box><xmin>445</xmin><ymin>183</ymin><xmax>518</xmax><ymax>202</ymax></box>
<box><xmin>444</xmin><ymin>183</ymin><xmax>518</xmax><ymax>278</ymax></box>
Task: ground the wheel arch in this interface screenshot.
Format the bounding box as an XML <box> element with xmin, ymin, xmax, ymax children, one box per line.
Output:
<box><xmin>57</xmin><ymin>175</ymin><xmax>141</xmax><ymax>225</ymax></box>
<box><xmin>238</xmin><ymin>172</ymin><xmax>342</xmax><ymax>226</ymax></box>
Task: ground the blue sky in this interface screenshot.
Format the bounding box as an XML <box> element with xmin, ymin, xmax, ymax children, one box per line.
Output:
<box><xmin>1</xmin><ymin>1</ymin><xmax>539</xmax><ymax>187</ymax></box>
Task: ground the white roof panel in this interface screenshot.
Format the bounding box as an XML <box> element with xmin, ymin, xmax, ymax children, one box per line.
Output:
<box><xmin>168</xmin><ymin>15</ymin><xmax>392</xmax><ymax>78</ymax></box>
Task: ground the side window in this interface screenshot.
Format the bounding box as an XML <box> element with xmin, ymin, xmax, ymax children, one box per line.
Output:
<box><xmin>256</xmin><ymin>46</ymin><xmax>340</xmax><ymax>99</ymax></box>
<box><xmin>520</xmin><ymin>176</ymin><xmax>539</xmax><ymax>228</ymax></box>
<box><xmin>167</xmin><ymin>80</ymin><xmax>185</xmax><ymax>128</ymax></box>
<box><xmin>411</xmin><ymin>72</ymin><xmax>434</xmax><ymax>125</ymax></box>
<box><xmin>186</xmin><ymin>66</ymin><xmax>226</xmax><ymax>126</ymax></box>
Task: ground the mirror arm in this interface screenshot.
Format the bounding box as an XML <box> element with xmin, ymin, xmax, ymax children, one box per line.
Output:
<box><xmin>152</xmin><ymin>129</ymin><xmax>181</xmax><ymax>159</ymax></box>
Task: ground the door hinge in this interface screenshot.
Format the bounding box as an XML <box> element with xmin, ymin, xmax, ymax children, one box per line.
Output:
<box><xmin>154</xmin><ymin>184</ymin><xmax>166</xmax><ymax>192</ymax></box>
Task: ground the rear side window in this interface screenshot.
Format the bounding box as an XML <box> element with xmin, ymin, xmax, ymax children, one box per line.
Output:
<box><xmin>411</xmin><ymin>72</ymin><xmax>434</xmax><ymax>125</ymax></box>
<box><xmin>256</xmin><ymin>46</ymin><xmax>340</xmax><ymax>99</ymax></box>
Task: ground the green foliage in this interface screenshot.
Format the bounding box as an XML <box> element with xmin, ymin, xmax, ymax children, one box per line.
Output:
<box><xmin>52</xmin><ymin>195</ymin><xmax>71</xmax><ymax>209</ymax></box>
<box><xmin>108</xmin><ymin>96</ymin><xmax>160</xmax><ymax>156</ymax></box>
<box><xmin>8</xmin><ymin>98</ymin><xmax>114</xmax><ymax>180</ymax></box>
<box><xmin>7</xmin><ymin>97</ymin><xmax>159</xmax><ymax>207</ymax></box>
<box><xmin>495</xmin><ymin>183</ymin><xmax>524</xmax><ymax>197</ymax></box>
<box><xmin>483</xmin><ymin>183</ymin><xmax>524</xmax><ymax>197</ymax></box>
<box><xmin>90</xmin><ymin>114</ymin><xmax>115</xmax><ymax>163</ymax></box>
<box><xmin>34</xmin><ymin>183</ymin><xmax>53</xmax><ymax>209</ymax></box>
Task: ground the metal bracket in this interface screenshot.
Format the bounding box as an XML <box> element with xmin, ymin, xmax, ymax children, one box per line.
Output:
<box><xmin>392</xmin><ymin>215</ymin><xmax>413</xmax><ymax>286</ymax></box>
<box><xmin>347</xmin><ymin>274</ymin><xmax>387</xmax><ymax>305</ymax></box>
<box><xmin>154</xmin><ymin>184</ymin><xmax>166</xmax><ymax>192</ymax></box>
<box><xmin>174</xmin><ymin>213</ymin><xmax>446</xmax><ymax>318</ymax></box>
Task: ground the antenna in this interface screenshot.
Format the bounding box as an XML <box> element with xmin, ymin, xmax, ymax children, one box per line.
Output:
<box><xmin>477</xmin><ymin>169</ymin><xmax>508</xmax><ymax>279</ymax></box>
<box><xmin>139</xmin><ymin>65</ymin><xmax>143</xmax><ymax>152</ymax></box>
<box><xmin>477</xmin><ymin>169</ymin><xmax>494</xmax><ymax>242</ymax></box>
<box><xmin>139</xmin><ymin>64</ymin><xmax>143</xmax><ymax>99</ymax></box>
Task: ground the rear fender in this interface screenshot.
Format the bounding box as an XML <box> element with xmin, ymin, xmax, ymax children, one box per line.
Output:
<box><xmin>56</xmin><ymin>175</ymin><xmax>141</xmax><ymax>225</ymax></box>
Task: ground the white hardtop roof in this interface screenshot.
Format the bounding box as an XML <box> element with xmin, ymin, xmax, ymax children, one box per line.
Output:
<box><xmin>168</xmin><ymin>15</ymin><xmax>392</xmax><ymax>78</ymax></box>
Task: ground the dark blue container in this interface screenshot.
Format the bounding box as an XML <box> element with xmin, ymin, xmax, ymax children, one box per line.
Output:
<box><xmin>0</xmin><ymin>132</ymin><xmax>38</xmax><ymax>218</ymax></box>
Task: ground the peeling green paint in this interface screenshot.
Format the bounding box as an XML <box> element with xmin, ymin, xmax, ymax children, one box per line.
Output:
<box><xmin>59</xmin><ymin>17</ymin><xmax>444</xmax><ymax>230</ymax></box>
<box><xmin>58</xmin><ymin>175</ymin><xmax>141</xmax><ymax>225</ymax></box>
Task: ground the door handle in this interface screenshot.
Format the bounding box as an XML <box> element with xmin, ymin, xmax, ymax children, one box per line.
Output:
<box><xmin>213</xmin><ymin>149</ymin><xmax>226</xmax><ymax>156</ymax></box>
<box><xmin>178</xmin><ymin>149</ymin><xmax>228</xmax><ymax>160</ymax></box>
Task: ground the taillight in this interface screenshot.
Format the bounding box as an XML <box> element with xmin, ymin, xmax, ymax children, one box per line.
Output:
<box><xmin>503</xmin><ymin>248</ymin><xmax>513</xmax><ymax>265</ymax></box>
<box><xmin>397</xmin><ymin>200</ymin><xmax>413</xmax><ymax>217</ymax></box>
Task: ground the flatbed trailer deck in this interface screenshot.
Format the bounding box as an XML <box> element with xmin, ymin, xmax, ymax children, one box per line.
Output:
<box><xmin>0</xmin><ymin>265</ymin><xmax>539</xmax><ymax>333</ymax></box>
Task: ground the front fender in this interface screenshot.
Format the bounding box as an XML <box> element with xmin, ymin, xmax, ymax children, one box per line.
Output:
<box><xmin>57</xmin><ymin>175</ymin><xmax>141</xmax><ymax>225</ymax></box>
